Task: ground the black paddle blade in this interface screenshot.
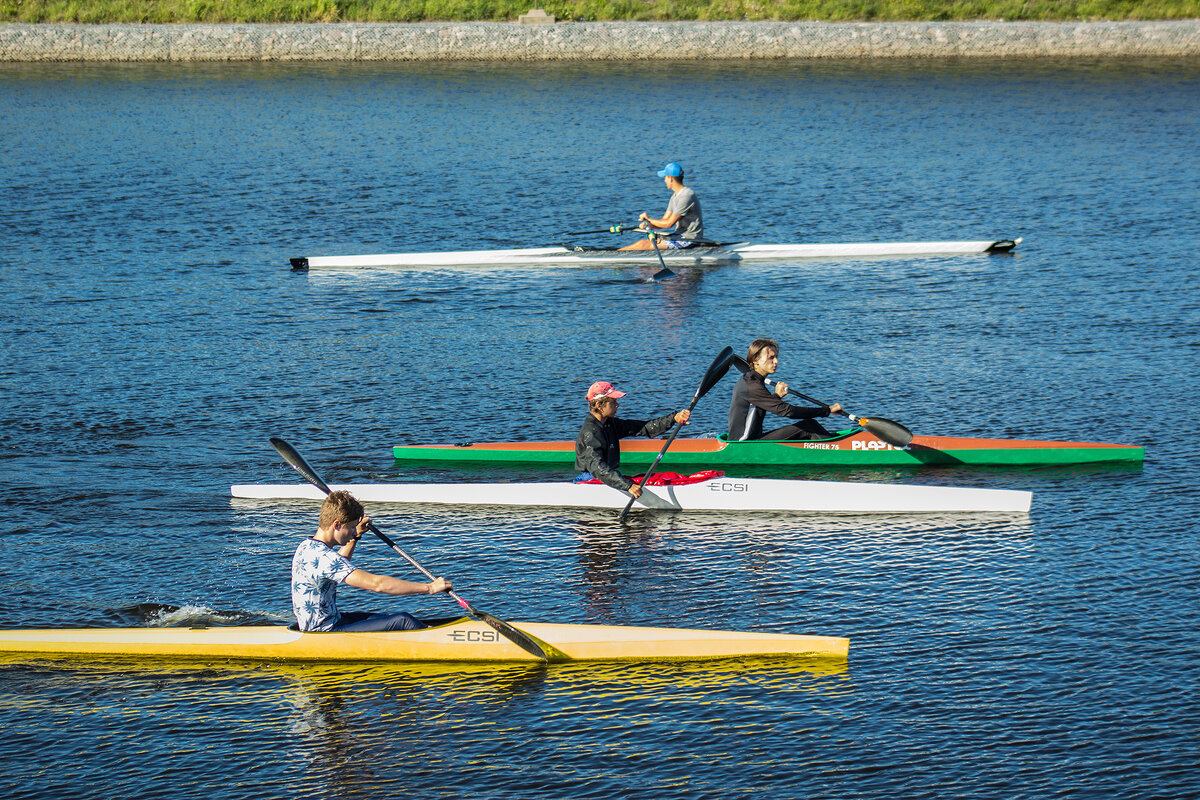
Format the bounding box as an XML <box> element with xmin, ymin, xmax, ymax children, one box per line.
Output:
<box><xmin>695</xmin><ymin>346</ymin><xmax>736</xmax><ymax>403</ymax></box>
<box><xmin>859</xmin><ymin>416</ymin><xmax>914</xmax><ymax>448</ymax></box>
<box><xmin>469</xmin><ymin>606</ymin><xmax>568</xmax><ymax>662</ymax></box>
<box><xmin>731</xmin><ymin>353</ymin><xmax>751</xmax><ymax>374</ymax></box>
<box><xmin>648</xmin><ymin>267</ymin><xmax>676</xmax><ymax>282</ymax></box>
<box><xmin>270</xmin><ymin>437</ymin><xmax>333</xmax><ymax>495</ymax></box>
<box><xmin>617</xmin><ymin>346</ymin><xmax>737</xmax><ymax>523</ymax></box>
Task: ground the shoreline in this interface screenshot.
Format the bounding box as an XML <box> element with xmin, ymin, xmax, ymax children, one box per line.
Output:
<box><xmin>1</xmin><ymin>20</ymin><xmax>1198</xmax><ymax>61</ymax></box>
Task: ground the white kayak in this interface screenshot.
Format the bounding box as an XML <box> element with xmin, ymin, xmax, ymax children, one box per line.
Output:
<box><xmin>289</xmin><ymin>238</ymin><xmax>1021</xmax><ymax>270</ymax></box>
<box><xmin>231</xmin><ymin>476</ymin><xmax>1032</xmax><ymax>514</ymax></box>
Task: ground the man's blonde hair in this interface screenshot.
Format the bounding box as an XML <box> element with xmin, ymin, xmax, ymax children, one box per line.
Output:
<box><xmin>319</xmin><ymin>490</ymin><xmax>364</xmax><ymax>530</ymax></box>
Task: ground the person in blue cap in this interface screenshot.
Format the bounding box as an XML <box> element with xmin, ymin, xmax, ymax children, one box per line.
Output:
<box><xmin>619</xmin><ymin>162</ymin><xmax>704</xmax><ymax>251</ymax></box>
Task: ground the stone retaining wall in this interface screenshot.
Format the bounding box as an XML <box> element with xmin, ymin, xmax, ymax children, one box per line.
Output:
<box><xmin>1</xmin><ymin>21</ymin><xmax>1198</xmax><ymax>61</ymax></box>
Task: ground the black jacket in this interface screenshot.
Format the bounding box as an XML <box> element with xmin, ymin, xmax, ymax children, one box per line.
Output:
<box><xmin>727</xmin><ymin>371</ymin><xmax>829</xmax><ymax>441</ymax></box>
<box><xmin>574</xmin><ymin>412</ymin><xmax>677</xmax><ymax>490</ymax></box>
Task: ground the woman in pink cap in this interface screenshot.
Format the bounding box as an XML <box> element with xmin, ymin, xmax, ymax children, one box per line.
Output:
<box><xmin>573</xmin><ymin>380</ymin><xmax>690</xmax><ymax>499</ymax></box>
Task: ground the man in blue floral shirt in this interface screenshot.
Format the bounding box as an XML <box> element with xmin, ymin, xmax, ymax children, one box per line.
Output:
<box><xmin>291</xmin><ymin>490</ymin><xmax>452</xmax><ymax>632</ymax></box>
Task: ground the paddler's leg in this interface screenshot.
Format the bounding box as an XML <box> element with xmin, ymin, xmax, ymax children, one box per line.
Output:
<box><xmin>618</xmin><ymin>237</ymin><xmax>658</xmax><ymax>251</ymax></box>
<box><xmin>618</xmin><ymin>236</ymin><xmax>692</xmax><ymax>252</ymax></box>
<box><xmin>333</xmin><ymin>611</ymin><xmax>427</xmax><ymax>631</ymax></box>
<box><xmin>759</xmin><ymin>420</ymin><xmax>835</xmax><ymax>441</ymax></box>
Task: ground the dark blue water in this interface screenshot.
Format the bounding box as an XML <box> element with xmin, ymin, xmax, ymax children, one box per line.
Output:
<box><xmin>1</xmin><ymin>58</ymin><xmax>1198</xmax><ymax>799</ymax></box>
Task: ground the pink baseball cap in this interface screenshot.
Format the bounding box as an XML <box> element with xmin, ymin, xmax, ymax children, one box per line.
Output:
<box><xmin>586</xmin><ymin>381</ymin><xmax>627</xmax><ymax>402</ymax></box>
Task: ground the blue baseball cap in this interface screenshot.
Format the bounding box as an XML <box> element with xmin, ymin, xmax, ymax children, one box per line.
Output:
<box><xmin>657</xmin><ymin>162</ymin><xmax>684</xmax><ymax>178</ymax></box>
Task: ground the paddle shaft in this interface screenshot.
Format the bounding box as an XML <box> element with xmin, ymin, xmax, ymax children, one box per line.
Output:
<box><xmin>761</xmin><ymin>375</ymin><xmax>894</xmax><ymax>429</ymax></box>
<box><xmin>360</xmin><ymin>521</ymin><xmax>473</xmax><ymax>614</ymax></box>
<box><xmin>617</xmin><ymin>347</ymin><xmax>735</xmax><ymax>523</ymax></box>
<box><xmin>359</xmin><ymin>525</ymin><xmax>552</xmax><ymax>659</ymax></box>
<box><xmin>646</xmin><ymin>221</ymin><xmax>672</xmax><ymax>274</ymax></box>
<box><xmin>731</xmin><ymin>358</ymin><xmax>913</xmax><ymax>447</ymax></box>
<box><xmin>621</xmin><ymin>396</ymin><xmax>695</xmax><ymax>500</ymax></box>
<box><xmin>566</xmin><ymin>224</ymin><xmax>638</xmax><ymax>235</ymax></box>
<box><xmin>761</xmin><ymin>376</ymin><xmax>834</xmax><ymax>412</ymax></box>
<box><xmin>733</xmin><ymin>353</ymin><xmax>856</xmax><ymax>419</ymax></box>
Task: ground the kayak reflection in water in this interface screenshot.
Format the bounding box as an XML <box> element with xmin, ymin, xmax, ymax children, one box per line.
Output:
<box><xmin>619</xmin><ymin>161</ymin><xmax>704</xmax><ymax>251</ymax></box>
<box><xmin>574</xmin><ymin>380</ymin><xmax>691</xmax><ymax>499</ymax></box>
<box><xmin>291</xmin><ymin>490</ymin><xmax>452</xmax><ymax>632</ymax></box>
<box><xmin>728</xmin><ymin>338</ymin><xmax>845</xmax><ymax>442</ymax></box>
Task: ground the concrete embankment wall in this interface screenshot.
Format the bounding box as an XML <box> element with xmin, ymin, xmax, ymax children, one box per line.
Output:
<box><xmin>1</xmin><ymin>21</ymin><xmax>1198</xmax><ymax>61</ymax></box>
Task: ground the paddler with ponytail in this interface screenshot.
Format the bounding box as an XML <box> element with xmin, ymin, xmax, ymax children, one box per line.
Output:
<box><xmin>574</xmin><ymin>381</ymin><xmax>691</xmax><ymax>499</ymax></box>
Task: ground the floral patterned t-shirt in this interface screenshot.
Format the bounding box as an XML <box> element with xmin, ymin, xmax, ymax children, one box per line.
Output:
<box><xmin>291</xmin><ymin>538</ymin><xmax>356</xmax><ymax>631</ymax></box>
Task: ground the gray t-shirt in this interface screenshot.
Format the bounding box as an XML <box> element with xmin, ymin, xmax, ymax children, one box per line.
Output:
<box><xmin>667</xmin><ymin>186</ymin><xmax>703</xmax><ymax>240</ymax></box>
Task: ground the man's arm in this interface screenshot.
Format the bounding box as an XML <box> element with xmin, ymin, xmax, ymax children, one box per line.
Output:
<box><xmin>639</xmin><ymin>209</ymin><xmax>683</xmax><ymax>229</ymax></box>
<box><xmin>747</xmin><ymin>379</ymin><xmax>828</xmax><ymax>420</ymax></box>
<box><xmin>344</xmin><ymin>570</ymin><xmax>451</xmax><ymax>596</ymax></box>
<box><xmin>640</xmin><ymin>190</ymin><xmax>692</xmax><ymax>229</ymax></box>
<box><xmin>632</xmin><ymin>409</ymin><xmax>690</xmax><ymax>438</ymax></box>
<box><xmin>337</xmin><ymin>516</ymin><xmax>372</xmax><ymax>558</ymax></box>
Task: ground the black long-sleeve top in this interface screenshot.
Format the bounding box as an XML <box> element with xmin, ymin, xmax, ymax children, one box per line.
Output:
<box><xmin>574</xmin><ymin>412</ymin><xmax>677</xmax><ymax>490</ymax></box>
<box><xmin>727</xmin><ymin>371</ymin><xmax>830</xmax><ymax>441</ymax></box>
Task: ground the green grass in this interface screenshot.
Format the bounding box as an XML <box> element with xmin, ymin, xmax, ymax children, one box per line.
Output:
<box><xmin>1</xmin><ymin>0</ymin><xmax>1195</xmax><ymax>23</ymax></box>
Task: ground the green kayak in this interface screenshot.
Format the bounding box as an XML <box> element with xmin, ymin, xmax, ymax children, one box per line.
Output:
<box><xmin>392</xmin><ymin>431</ymin><xmax>1143</xmax><ymax>468</ymax></box>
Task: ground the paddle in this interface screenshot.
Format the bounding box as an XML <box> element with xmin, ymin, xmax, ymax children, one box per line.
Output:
<box><xmin>730</xmin><ymin>355</ymin><xmax>914</xmax><ymax>447</ymax></box>
<box><xmin>269</xmin><ymin>437</ymin><xmax>561</xmax><ymax>662</ymax></box>
<box><xmin>644</xmin><ymin>224</ymin><xmax>677</xmax><ymax>280</ymax></box>
<box><xmin>566</xmin><ymin>224</ymin><xmax>639</xmax><ymax>235</ymax></box>
<box><xmin>617</xmin><ymin>346</ymin><xmax>736</xmax><ymax>523</ymax></box>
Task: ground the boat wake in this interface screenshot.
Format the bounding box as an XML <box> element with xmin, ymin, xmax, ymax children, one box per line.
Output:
<box><xmin>108</xmin><ymin>602</ymin><xmax>283</xmax><ymax>628</ymax></box>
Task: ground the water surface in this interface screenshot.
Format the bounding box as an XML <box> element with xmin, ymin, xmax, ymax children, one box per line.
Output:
<box><xmin>1</xmin><ymin>58</ymin><xmax>1198</xmax><ymax>799</ymax></box>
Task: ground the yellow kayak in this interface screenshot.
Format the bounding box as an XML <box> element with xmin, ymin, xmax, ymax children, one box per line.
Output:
<box><xmin>0</xmin><ymin>616</ymin><xmax>848</xmax><ymax>662</ymax></box>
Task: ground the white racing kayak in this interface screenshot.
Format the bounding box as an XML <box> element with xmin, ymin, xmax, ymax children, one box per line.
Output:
<box><xmin>231</xmin><ymin>476</ymin><xmax>1032</xmax><ymax>514</ymax></box>
<box><xmin>290</xmin><ymin>238</ymin><xmax>1021</xmax><ymax>270</ymax></box>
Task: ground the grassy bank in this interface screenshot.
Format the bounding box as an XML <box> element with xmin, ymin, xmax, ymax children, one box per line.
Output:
<box><xmin>2</xmin><ymin>1</ymin><xmax>1196</xmax><ymax>23</ymax></box>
